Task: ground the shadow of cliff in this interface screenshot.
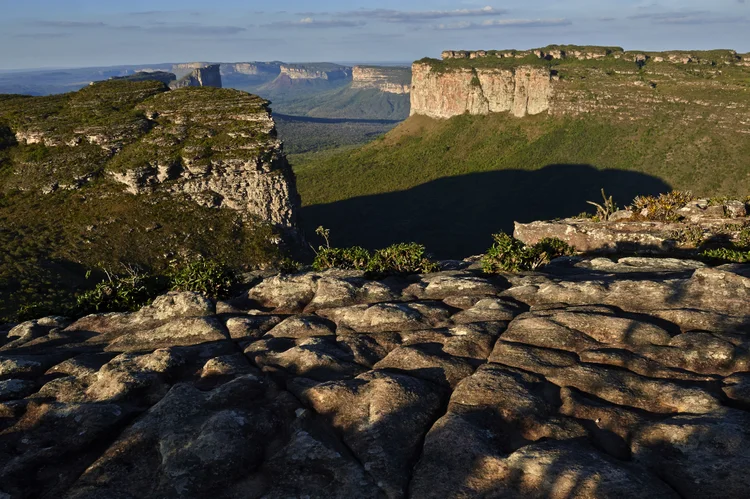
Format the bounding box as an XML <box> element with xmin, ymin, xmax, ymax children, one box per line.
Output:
<box><xmin>301</xmin><ymin>164</ymin><xmax>671</xmax><ymax>259</ymax></box>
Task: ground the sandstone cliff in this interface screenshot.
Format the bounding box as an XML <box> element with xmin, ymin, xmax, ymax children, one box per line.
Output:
<box><xmin>351</xmin><ymin>66</ymin><xmax>411</xmax><ymax>94</ymax></box>
<box><xmin>221</xmin><ymin>62</ymin><xmax>282</xmax><ymax>77</ymax></box>
<box><xmin>410</xmin><ymin>63</ymin><xmax>551</xmax><ymax>118</ymax></box>
<box><xmin>170</xmin><ymin>64</ymin><xmax>222</xmax><ymax>89</ymax></box>
<box><xmin>412</xmin><ymin>46</ymin><xmax>750</xmax><ymax>128</ymax></box>
<box><xmin>0</xmin><ymin>80</ymin><xmax>299</xmax><ymax>234</ymax></box>
<box><xmin>279</xmin><ymin>63</ymin><xmax>351</xmax><ymax>81</ymax></box>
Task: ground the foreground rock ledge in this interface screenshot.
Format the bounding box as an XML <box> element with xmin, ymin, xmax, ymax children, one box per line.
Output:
<box><xmin>1</xmin><ymin>259</ymin><xmax>749</xmax><ymax>498</ymax></box>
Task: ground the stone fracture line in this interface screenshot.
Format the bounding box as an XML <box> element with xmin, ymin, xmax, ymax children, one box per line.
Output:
<box><xmin>0</xmin><ymin>261</ymin><xmax>749</xmax><ymax>498</ymax></box>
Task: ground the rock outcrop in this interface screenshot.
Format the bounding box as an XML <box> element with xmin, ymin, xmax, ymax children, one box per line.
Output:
<box><xmin>169</xmin><ymin>64</ymin><xmax>222</xmax><ymax>89</ymax></box>
<box><xmin>0</xmin><ymin>80</ymin><xmax>300</xmax><ymax>235</ymax></box>
<box><xmin>221</xmin><ymin>62</ymin><xmax>282</xmax><ymax>77</ymax></box>
<box><xmin>2</xmin><ymin>258</ymin><xmax>749</xmax><ymax>498</ymax></box>
<box><xmin>413</xmin><ymin>46</ymin><xmax>750</xmax><ymax>127</ymax></box>
<box><xmin>352</xmin><ymin>66</ymin><xmax>411</xmax><ymax>94</ymax></box>
<box><xmin>109</xmin><ymin>88</ymin><xmax>300</xmax><ymax>231</ymax></box>
<box><xmin>410</xmin><ymin>63</ymin><xmax>552</xmax><ymax>118</ymax></box>
<box><xmin>515</xmin><ymin>198</ymin><xmax>749</xmax><ymax>255</ymax></box>
<box><xmin>279</xmin><ymin>63</ymin><xmax>351</xmax><ymax>81</ymax></box>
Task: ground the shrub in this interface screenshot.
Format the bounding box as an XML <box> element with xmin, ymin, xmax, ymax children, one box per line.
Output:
<box><xmin>482</xmin><ymin>233</ymin><xmax>575</xmax><ymax>273</ymax></box>
<box><xmin>76</xmin><ymin>268</ymin><xmax>162</xmax><ymax>315</ymax></box>
<box><xmin>630</xmin><ymin>191</ymin><xmax>693</xmax><ymax>222</ymax></box>
<box><xmin>700</xmin><ymin>247</ymin><xmax>750</xmax><ymax>263</ymax></box>
<box><xmin>368</xmin><ymin>243</ymin><xmax>439</xmax><ymax>275</ymax></box>
<box><xmin>311</xmin><ymin>227</ymin><xmax>438</xmax><ymax>275</ymax></box>
<box><xmin>313</xmin><ymin>246</ymin><xmax>371</xmax><ymax>271</ymax></box>
<box><xmin>167</xmin><ymin>258</ymin><xmax>238</xmax><ymax>298</ymax></box>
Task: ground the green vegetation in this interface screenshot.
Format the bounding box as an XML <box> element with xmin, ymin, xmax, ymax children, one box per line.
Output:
<box><xmin>294</xmin><ymin>112</ymin><xmax>750</xmax><ymax>209</ymax></box>
<box><xmin>274</xmin><ymin>87</ymin><xmax>410</xmax><ymax>121</ymax></box>
<box><xmin>0</xmin><ymin>83</ymin><xmax>294</xmax><ymax>322</ymax></box>
<box><xmin>482</xmin><ymin>233</ymin><xmax>574</xmax><ymax>273</ymax></box>
<box><xmin>167</xmin><ymin>259</ymin><xmax>238</xmax><ymax>298</ymax></box>
<box><xmin>311</xmin><ymin>227</ymin><xmax>438</xmax><ymax>275</ymax></box>
<box><xmin>76</xmin><ymin>268</ymin><xmax>163</xmax><ymax>316</ymax></box>
<box><xmin>630</xmin><ymin>191</ymin><xmax>694</xmax><ymax>222</ymax></box>
<box><xmin>700</xmin><ymin>247</ymin><xmax>750</xmax><ymax>263</ymax></box>
<box><xmin>368</xmin><ymin>243</ymin><xmax>439</xmax><ymax>275</ymax></box>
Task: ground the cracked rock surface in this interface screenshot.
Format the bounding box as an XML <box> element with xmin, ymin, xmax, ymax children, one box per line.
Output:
<box><xmin>1</xmin><ymin>261</ymin><xmax>749</xmax><ymax>498</ymax></box>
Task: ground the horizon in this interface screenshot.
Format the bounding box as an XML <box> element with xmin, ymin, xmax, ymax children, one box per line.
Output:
<box><xmin>1</xmin><ymin>0</ymin><xmax>749</xmax><ymax>70</ymax></box>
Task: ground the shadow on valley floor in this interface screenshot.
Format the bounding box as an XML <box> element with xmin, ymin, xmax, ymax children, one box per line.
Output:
<box><xmin>300</xmin><ymin>164</ymin><xmax>672</xmax><ymax>259</ymax></box>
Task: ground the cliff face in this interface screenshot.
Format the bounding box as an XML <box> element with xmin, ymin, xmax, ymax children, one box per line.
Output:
<box><xmin>410</xmin><ymin>63</ymin><xmax>551</xmax><ymax>118</ymax></box>
<box><xmin>0</xmin><ymin>81</ymin><xmax>299</xmax><ymax>233</ymax></box>
<box><xmin>279</xmin><ymin>64</ymin><xmax>351</xmax><ymax>81</ymax></box>
<box><xmin>222</xmin><ymin>62</ymin><xmax>282</xmax><ymax>77</ymax></box>
<box><xmin>351</xmin><ymin>66</ymin><xmax>411</xmax><ymax>94</ymax></box>
<box><xmin>170</xmin><ymin>64</ymin><xmax>222</xmax><ymax>90</ymax></box>
<box><xmin>412</xmin><ymin>46</ymin><xmax>750</xmax><ymax>127</ymax></box>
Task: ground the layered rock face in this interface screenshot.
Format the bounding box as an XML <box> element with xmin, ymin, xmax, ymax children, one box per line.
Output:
<box><xmin>413</xmin><ymin>46</ymin><xmax>750</xmax><ymax>127</ymax></box>
<box><xmin>1</xmin><ymin>259</ymin><xmax>749</xmax><ymax>497</ymax></box>
<box><xmin>110</xmin><ymin>88</ymin><xmax>300</xmax><ymax>231</ymax></box>
<box><xmin>170</xmin><ymin>64</ymin><xmax>222</xmax><ymax>89</ymax></box>
<box><xmin>0</xmin><ymin>81</ymin><xmax>300</xmax><ymax>234</ymax></box>
<box><xmin>221</xmin><ymin>62</ymin><xmax>282</xmax><ymax>77</ymax></box>
<box><xmin>279</xmin><ymin>64</ymin><xmax>352</xmax><ymax>81</ymax></box>
<box><xmin>351</xmin><ymin>66</ymin><xmax>411</xmax><ymax>94</ymax></box>
<box><xmin>410</xmin><ymin>63</ymin><xmax>552</xmax><ymax>118</ymax></box>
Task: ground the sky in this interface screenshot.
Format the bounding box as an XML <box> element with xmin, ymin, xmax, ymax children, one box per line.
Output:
<box><xmin>1</xmin><ymin>0</ymin><xmax>749</xmax><ymax>69</ymax></box>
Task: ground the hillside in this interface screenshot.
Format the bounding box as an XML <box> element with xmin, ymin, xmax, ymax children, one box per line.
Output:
<box><xmin>295</xmin><ymin>106</ymin><xmax>750</xmax><ymax>258</ymax></box>
<box><xmin>0</xmin><ymin>81</ymin><xmax>300</xmax><ymax>320</ymax></box>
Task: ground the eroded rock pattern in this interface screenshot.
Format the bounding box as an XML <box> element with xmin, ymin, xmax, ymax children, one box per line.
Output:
<box><xmin>1</xmin><ymin>261</ymin><xmax>749</xmax><ymax>498</ymax></box>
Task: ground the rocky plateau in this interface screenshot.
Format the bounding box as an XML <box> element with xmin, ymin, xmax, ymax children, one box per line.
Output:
<box><xmin>1</xmin><ymin>254</ymin><xmax>749</xmax><ymax>498</ymax></box>
<box><xmin>411</xmin><ymin>45</ymin><xmax>750</xmax><ymax>130</ymax></box>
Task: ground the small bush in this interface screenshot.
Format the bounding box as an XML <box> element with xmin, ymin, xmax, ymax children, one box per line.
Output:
<box><xmin>368</xmin><ymin>243</ymin><xmax>439</xmax><ymax>275</ymax></box>
<box><xmin>167</xmin><ymin>259</ymin><xmax>238</xmax><ymax>298</ymax></box>
<box><xmin>313</xmin><ymin>246</ymin><xmax>371</xmax><ymax>271</ymax></box>
<box><xmin>277</xmin><ymin>257</ymin><xmax>302</xmax><ymax>274</ymax></box>
<box><xmin>76</xmin><ymin>269</ymin><xmax>162</xmax><ymax>315</ymax></box>
<box><xmin>700</xmin><ymin>247</ymin><xmax>750</xmax><ymax>263</ymax></box>
<box><xmin>482</xmin><ymin>233</ymin><xmax>575</xmax><ymax>273</ymax></box>
<box><xmin>631</xmin><ymin>191</ymin><xmax>693</xmax><ymax>222</ymax></box>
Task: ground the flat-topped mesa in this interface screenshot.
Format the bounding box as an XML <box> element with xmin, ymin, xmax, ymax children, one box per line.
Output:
<box><xmin>0</xmin><ymin>80</ymin><xmax>300</xmax><ymax>234</ymax></box>
<box><xmin>169</xmin><ymin>64</ymin><xmax>222</xmax><ymax>89</ymax></box>
<box><xmin>351</xmin><ymin>66</ymin><xmax>412</xmax><ymax>94</ymax></box>
<box><xmin>412</xmin><ymin>45</ymin><xmax>750</xmax><ymax>127</ymax></box>
<box><xmin>410</xmin><ymin>63</ymin><xmax>553</xmax><ymax>119</ymax></box>
<box><xmin>110</xmin><ymin>88</ymin><xmax>299</xmax><ymax>232</ymax></box>
<box><xmin>222</xmin><ymin>62</ymin><xmax>282</xmax><ymax>77</ymax></box>
<box><xmin>279</xmin><ymin>63</ymin><xmax>352</xmax><ymax>81</ymax></box>
<box><xmin>441</xmin><ymin>46</ymin><xmax>744</xmax><ymax>65</ymax></box>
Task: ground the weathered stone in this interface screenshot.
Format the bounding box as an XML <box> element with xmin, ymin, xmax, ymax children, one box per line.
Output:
<box><xmin>224</xmin><ymin>314</ymin><xmax>282</xmax><ymax>340</ymax></box>
<box><xmin>0</xmin><ymin>379</ymin><xmax>37</xmax><ymax>402</ymax></box>
<box><xmin>65</xmin><ymin>376</ymin><xmax>298</xmax><ymax>499</ymax></box>
<box><xmin>632</xmin><ymin>409</ymin><xmax>750</xmax><ymax>498</ymax></box>
<box><xmin>318</xmin><ymin>302</ymin><xmax>453</xmax><ymax>333</ymax></box>
<box><xmin>106</xmin><ymin>317</ymin><xmax>228</xmax><ymax>352</ymax></box>
<box><xmin>246</xmin><ymin>273</ymin><xmax>318</xmax><ymax>312</ymax></box>
<box><xmin>291</xmin><ymin>370</ymin><xmax>443</xmax><ymax>498</ymax></box>
<box><xmin>249</xmin><ymin>337</ymin><xmax>366</xmax><ymax>381</ymax></box>
<box><xmin>490</xmin><ymin>341</ymin><xmax>721</xmax><ymax>413</ymax></box>
<box><xmin>264</xmin><ymin>315</ymin><xmax>336</xmax><ymax>339</ymax></box>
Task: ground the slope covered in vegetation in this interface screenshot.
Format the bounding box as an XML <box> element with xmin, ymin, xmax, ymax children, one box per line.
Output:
<box><xmin>294</xmin><ymin>111</ymin><xmax>750</xmax><ymax>257</ymax></box>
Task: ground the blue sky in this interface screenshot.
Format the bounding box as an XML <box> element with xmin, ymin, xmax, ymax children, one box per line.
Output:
<box><xmin>1</xmin><ymin>0</ymin><xmax>749</xmax><ymax>69</ymax></box>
